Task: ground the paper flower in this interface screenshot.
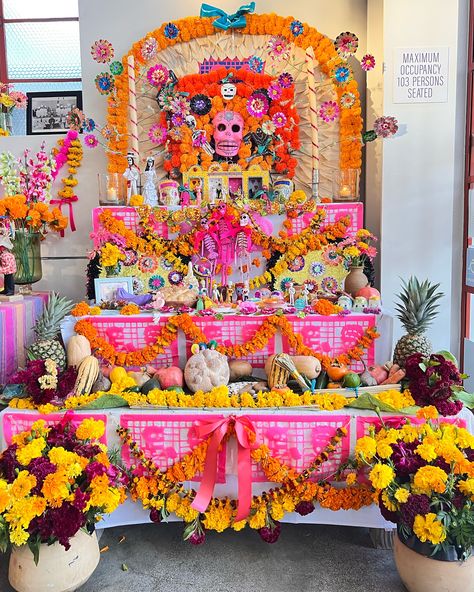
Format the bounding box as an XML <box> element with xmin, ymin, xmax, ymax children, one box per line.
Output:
<box><xmin>272</xmin><ymin>111</ymin><xmax>287</xmax><ymax>128</ymax></box>
<box><xmin>148</xmin><ymin>124</ymin><xmax>168</xmax><ymax>145</ymax></box>
<box><xmin>95</xmin><ymin>72</ymin><xmax>114</xmax><ymax>95</ymax></box>
<box><xmin>91</xmin><ymin>39</ymin><xmax>114</xmax><ymax>63</ymax></box>
<box><xmin>109</xmin><ymin>61</ymin><xmax>124</xmax><ymax>76</ymax></box>
<box><xmin>168</xmin><ymin>270</ymin><xmax>184</xmax><ymax>285</ymax></box>
<box><xmin>267</xmin><ymin>35</ymin><xmax>290</xmax><ymax>61</ymax></box>
<box><xmin>290</xmin><ymin>20</ymin><xmax>304</xmax><ymax>37</ymax></box>
<box><xmin>288</xmin><ymin>255</ymin><xmax>305</xmax><ymax>272</ymax></box>
<box><xmin>332</xmin><ymin>65</ymin><xmax>352</xmax><ymax>85</ymax></box>
<box><xmin>169</xmin><ymin>127</ymin><xmax>183</xmax><ymax>141</ymax></box>
<box><xmin>321</xmin><ymin>276</ymin><xmax>338</xmax><ymax>292</ymax></box>
<box><xmin>149</xmin><ymin>275</ymin><xmax>165</xmax><ymax>290</ymax></box>
<box><xmin>84</xmin><ymin>134</ymin><xmax>98</xmax><ymax>148</ymax></box>
<box><xmin>123</xmin><ymin>250</ymin><xmax>138</xmax><ymax>266</ymax></box>
<box><xmin>248</xmin><ymin>55</ymin><xmax>264</xmax><ymax>73</ymax></box>
<box><xmin>138</xmin><ymin>255</ymin><xmax>158</xmax><ymax>273</ymax></box>
<box><xmin>171</xmin><ymin>112</ymin><xmax>186</xmax><ymax>127</ymax></box>
<box><xmin>310</xmin><ymin>262</ymin><xmax>325</xmax><ymax>277</ymax></box>
<box><xmin>247</xmin><ymin>93</ymin><xmax>269</xmax><ymax>117</ymax></box>
<box><xmin>319</xmin><ymin>100</ymin><xmax>340</xmax><ymax>122</ymax></box>
<box><xmin>361</xmin><ymin>54</ymin><xmax>376</xmax><ymax>71</ymax></box>
<box><xmin>278</xmin><ymin>72</ymin><xmax>294</xmax><ymax>88</ymax></box>
<box><xmin>304</xmin><ymin>279</ymin><xmax>319</xmax><ymax>292</ymax></box>
<box><xmin>335</xmin><ymin>32</ymin><xmax>359</xmax><ymax>56</ymax></box>
<box><xmin>280</xmin><ymin>277</ymin><xmax>293</xmax><ymax>291</ymax></box>
<box><xmin>190</xmin><ymin>94</ymin><xmax>212</xmax><ymax>116</ymax></box>
<box><xmin>141</xmin><ymin>37</ymin><xmax>158</xmax><ymax>61</ymax></box>
<box><xmin>323</xmin><ymin>246</ymin><xmax>343</xmax><ymax>266</ymax></box>
<box><xmin>100</xmin><ymin>124</ymin><xmax>113</xmax><ymax>140</ymax></box>
<box><xmin>83</xmin><ymin>118</ymin><xmax>95</xmax><ymax>133</ymax></box>
<box><xmin>169</xmin><ymin>96</ymin><xmax>190</xmax><ymax>116</ymax></box>
<box><xmin>66</xmin><ymin>107</ymin><xmax>85</xmax><ymax>130</ymax></box>
<box><xmin>164</xmin><ymin>22</ymin><xmax>179</xmax><ymax>39</ymax></box>
<box><xmin>374</xmin><ymin>116</ymin><xmax>399</xmax><ymax>138</ymax></box>
<box><xmin>147</xmin><ymin>64</ymin><xmax>169</xmax><ymax>88</ymax></box>
<box><xmin>340</xmin><ymin>92</ymin><xmax>356</xmax><ymax>109</ymax></box>
<box><xmin>261</xmin><ymin>120</ymin><xmax>276</xmax><ymax>135</ymax></box>
<box><xmin>267</xmin><ymin>84</ymin><xmax>282</xmax><ymax>100</ymax></box>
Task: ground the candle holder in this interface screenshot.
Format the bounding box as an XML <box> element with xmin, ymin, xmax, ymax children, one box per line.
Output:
<box><xmin>332</xmin><ymin>169</ymin><xmax>360</xmax><ymax>202</ymax></box>
<box><xmin>98</xmin><ymin>173</ymin><xmax>128</xmax><ymax>206</ymax></box>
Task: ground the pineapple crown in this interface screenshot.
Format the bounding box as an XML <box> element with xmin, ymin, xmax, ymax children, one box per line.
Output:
<box><xmin>33</xmin><ymin>292</ymin><xmax>74</xmax><ymax>341</ymax></box>
<box><xmin>394</xmin><ymin>276</ymin><xmax>444</xmax><ymax>335</ymax></box>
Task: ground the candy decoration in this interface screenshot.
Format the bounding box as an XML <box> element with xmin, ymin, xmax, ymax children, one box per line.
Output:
<box><xmin>127</xmin><ymin>55</ymin><xmax>139</xmax><ymax>158</ymax></box>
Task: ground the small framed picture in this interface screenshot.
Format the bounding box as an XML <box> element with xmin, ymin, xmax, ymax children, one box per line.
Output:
<box><xmin>94</xmin><ymin>277</ymin><xmax>134</xmax><ymax>304</ymax></box>
<box><xmin>26</xmin><ymin>91</ymin><xmax>83</xmax><ymax>135</ymax></box>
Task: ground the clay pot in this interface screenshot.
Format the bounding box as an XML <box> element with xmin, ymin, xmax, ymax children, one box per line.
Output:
<box><xmin>9</xmin><ymin>530</ymin><xmax>100</xmax><ymax>592</ymax></box>
<box><xmin>344</xmin><ymin>266</ymin><xmax>368</xmax><ymax>297</ymax></box>
<box><xmin>394</xmin><ymin>535</ymin><xmax>474</xmax><ymax>592</ymax></box>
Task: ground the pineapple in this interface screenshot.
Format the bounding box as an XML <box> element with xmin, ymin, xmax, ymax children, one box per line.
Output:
<box><xmin>393</xmin><ymin>277</ymin><xmax>444</xmax><ymax>367</ymax></box>
<box><xmin>27</xmin><ymin>292</ymin><xmax>73</xmax><ymax>371</ymax></box>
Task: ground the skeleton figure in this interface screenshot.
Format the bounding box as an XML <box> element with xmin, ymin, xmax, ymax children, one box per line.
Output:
<box><xmin>243</xmin><ymin>127</ymin><xmax>275</xmax><ymax>161</ymax></box>
<box><xmin>235</xmin><ymin>211</ymin><xmax>252</xmax><ymax>284</ymax></box>
<box><xmin>288</xmin><ymin>281</ymin><xmax>296</xmax><ymax>306</ymax></box>
<box><xmin>212</xmin><ymin>111</ymin><xmax>244</xmax><ymax>161</ymax></box>
<box><xmin>142</xmin><ymin>156</ymin><xmax>158</xmax><ymax>206</ymax></box>
<box><xmin>210</xmin><ymin>204</ymin><xmax>236</xmax><ymax>285</ymax></box>
<box><xmin>185</xmin><ymin>114</ymin><xmax>214</xmax><ymax>156</ymax></box>
<box><xmin>123</xmin><ymin>152</ymin><xmax>140</xmax><ymax>200</ymax></box>
<box><xmin>194</xmin><ymin>217</ymin><xmax>219</xmax><ymax>280</ymax></box>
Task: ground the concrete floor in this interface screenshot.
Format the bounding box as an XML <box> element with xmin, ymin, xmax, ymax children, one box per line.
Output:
<box><xmin>0</xmin><ymin>523</ymin><xmax>405</xmax><ymax>592</ymax></box>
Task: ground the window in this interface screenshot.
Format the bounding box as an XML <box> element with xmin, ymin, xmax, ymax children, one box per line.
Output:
<box><xmin>0</xmin><ymin>0</ymin><xmax>81</xmax><ymax>135</ymax></box>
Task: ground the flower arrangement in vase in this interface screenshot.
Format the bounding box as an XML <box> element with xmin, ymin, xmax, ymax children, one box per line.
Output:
<box><xmin>0</xmin><ymin>83</ymin><xmax>27</xmax><ymax>135</ymax></box>
<box><xmin>356</xmin><ymin>411</ymin><xmax>474</xmax><ymax>592</ymax></box>
<box><xmin>0</xmin><ymin>415</ymin><xmax>128</xmax><ymax>592</ymax></box>
<box><xmin>338</xmin><ymin>229</ymin><xmax>377</xmax><ymax>296</ymax></box>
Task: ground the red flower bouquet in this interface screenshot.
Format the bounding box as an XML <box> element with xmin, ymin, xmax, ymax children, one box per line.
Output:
<box><xmin>9</xmin><ymin>359</ymin><xmax>77</xmax><ymax>406</ymax></box>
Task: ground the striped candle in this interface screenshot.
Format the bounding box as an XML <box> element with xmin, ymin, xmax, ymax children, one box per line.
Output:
<box><xmin>127</xmin><ymin>54</ymin><xmax>140</xmax><ymax>159</ymax></box>
<box><xmin>305</xmin><ymin>46</ymin><xmax>320</xmax><ymax>179</ymax></box>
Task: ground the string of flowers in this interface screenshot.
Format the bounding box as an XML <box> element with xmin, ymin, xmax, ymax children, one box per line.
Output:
<box><xmin>73</xmin><ymin>312</ymin><xmax>379</xmax><ymax>368</ymax></box>
<box><xmin>118</xmin><ymin>423</ymin><xmax>373</xmax><ymax>542</ymax></box>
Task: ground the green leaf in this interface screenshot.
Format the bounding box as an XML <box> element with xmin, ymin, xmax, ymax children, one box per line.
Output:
<box><xmin>418</xmin><ymin>363</ymin><xmax>427</xmax><ymax>372</ymax></box>
<box><xmin>28</xmin><ymin>538</ymin><xmax>40</xmax><ymax>566</ymax></box>
<box><xmin>453</xmin><ymin>391</ymin><xmax>474</xmax><ymax>409</ymax></box>
<box><xmin>348</xmin><ymin>392</ymin><xmax>418</xmax><ymax>415</ymax></box>
<box><xmin>78</xmin><ymin>394</ymin><xmax>129</xmax><ymax>410</ymax></box>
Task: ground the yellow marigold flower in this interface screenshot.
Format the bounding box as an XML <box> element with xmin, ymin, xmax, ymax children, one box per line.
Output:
<box><xmin>413</xmin><ymin>466</ymin><xmax>448</xmax><ymax>496</ymax></box>
<box><xmin>369</xmin><ymin>464</ymin><xmax>395</xmax><ymax>490</ymax></box>
<box><xmin>248</xmin><ymin>507</ymin><xmax>266</xmax><ymax>530</ymax></box>
<box><xmin>89</xmin><ymin>306</ymin><xmax>102</xmax><ymax>315</ymax></box>
<box><xmin>415</xmin><ymin>442</ymin><xmax>437</xmax><ymax>462</ymax></box>
<box><xmin>455</xmin><ymin>428</ymin><xmax>474</xmax><ymax>450</ymax></box>
<box><xmin>345</xmin><ymin>472</ymin><xmax>357</xmax><ymax>486</ymax></box>
<box><xmin>0</xmin><ymin>487</ymin><xmax>10</xmax><ymax>513</ymax></box>
<box><xmin>232</xmin><ymin>519</ymin><xmax>247</xmax><ymax>531</ymax></box>
<box><xmin>270</xmin><ymin>502</ymin><xmax>285</xmax><ymax>521</ymax></box>
<box><xmin>381</xmin><ymin>491</ymin><xmax>397</xmax><ymax>512</ymax></box>
<box><xmin>16</xmin><ymin>437</ymin><xmax>46</xmax><ymax>466</ymax></box>
<box><xmin>416</xmin><ymin>406</ymin><xmax>439</xmax><ymax>420</ymax></box>
<box><xmin>203</xmin><ymin>502</ymin><xmax>233</xmax><ymax>532</ymax></box>
<box><xmin>104</xmin><ymin>488</ymin><xmax>122</xmax><ymax>514</ymax></box>
<box><xmin>458</xmin><ymin>478</ymin><xmax>474</xmax><ymax>501</ymax></box>
<box><xmin>76</xmin><ymin>418</ymin><xmax>105</xmax><ymax>441</ymax></box>
<box><xmin>10</xmin><ymin>527</ymin><xmax>29</xmax><ymax>546</ymax></box>
<box><xmin>11</xmin><ymin>471</ymin><xmax>37</xmax><ymax>499</ymax></box>
<box><xmin>41</xmin><ymin>470</ymin><xmax>70</xmax><ymax>507</ymax></box>
<box><xmin>413</xmin><ymin>513</ymin><xmax>446</xmax><ymax>545</ymax></box>
<box><xmin>355</xmin><ymin>436</ymin><xmax>377</xmax><ymax>461</ymax></box>
<box><xmin>394</xmin><ymin>488</ymin><xmax>410</xmax><ymax>503</ymax></box>
<box><xmin>129</xmin><ymin>194</ymin><xmax>144</xmax><ymax>206</ymax></box>
<box><xmin>282</xmin><ymin>497</ymin><xmax>296</xmax><ymax>512</ymax></box>
<box><xmin>376</xmin><ymin>440</ymin><xmax>393</xmax><ymax>460</ymax></box>
<box><xmin>48</xmin><ymin>447</ymin><xmax>81</xmax><ymax>467</ymax></box>
<box><xmin>175</xmin><ymin>498</ymin><xmax>199</xmax><ymax>522</ymax></box>
<box><xmin>401</xmin><ymin>425</ymin><xmax>419</xmax><ymax>444</ymax></box>
<box><xmin>31</xmin><ymin>420</ymin><xmax>48</xmax><ymax>433</ymax></box>
<box><xmin>435</xmin><ymin>442</ymin><xmax>463</xmax><ymax>464</ymax></box>
<box><xmin>356</xmin><ymin>229</ymin><xmax>371</xmax><ymax>238</ymax></box>
<box><xmin>166</xmin><ymin>493</ymin><xmax>181</xmax><ymax>513</ymax></box>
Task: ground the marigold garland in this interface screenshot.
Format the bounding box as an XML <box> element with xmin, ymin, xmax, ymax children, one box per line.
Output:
<box><xmin>118</xmin><ymin>423</ymin><xmax>373</xmax><ymax>534</ymax></box>
<box><xmin>106</xmin><ymin>13</ymin><xmax>362</xmax><ymax>174</ymax></box>
<box><xmin>73</xmin><ymin>312</ymin><xmax>379</xmax><ymax>368</ymax></box>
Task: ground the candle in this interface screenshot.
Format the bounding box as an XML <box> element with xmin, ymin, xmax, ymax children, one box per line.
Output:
<box><xmin>107</xmin><ymin>187</ymin><xmax>118</xmax><ymax>202</ymax></box>
<box><xmin>127</xmin><ymin>55</ymin><xmax>140</xmax><ymax>159</ymax></box>
<box><xmin>339</xmin><ymin>185</ymin><xmax>352</xmax><ymax>198</ymax></box>
<box><xmin>305</xmin><ymin>46</ymin><xmax>319</xmax><ymax>177</ymax></box>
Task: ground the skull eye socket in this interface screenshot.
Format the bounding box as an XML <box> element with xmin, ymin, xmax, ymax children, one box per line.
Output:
<box><xmin>217</xmin><ymin>123</ymin><xmax>227</xmax><ymax>132</ymax></box>
<box><xmin>231</xmin><ymin>124</ymin><xmax>241</xmax><ymax>133</ymax></box>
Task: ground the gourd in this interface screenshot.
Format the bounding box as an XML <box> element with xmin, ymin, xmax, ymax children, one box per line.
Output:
<box><xmin>266</xmin><ymin>354</ymin><xmax>290</xmax><ymax>389</ymax></box>
<box><xmin>74</xmin><ymin>356</ymin><xmax>100</xmax><ymax>395</ymax></box>
<box><xmin>67</xmin><ymin>335</ymin><xmax>92</xmax><ymax>368</ymax></box>
<box><xmin>229</xmin><ymin>360</ymin><xmax>253</xmax><ymax>382</ymax></box>
<box><xmin>265</xmin><ymin>355</ymin><xmax>321</xmax><ymax>387</ymax></box>
<box><xmin>127</xmin><ymin>371</ymin><xmax>151</xmax><ymax>387</ymax></box>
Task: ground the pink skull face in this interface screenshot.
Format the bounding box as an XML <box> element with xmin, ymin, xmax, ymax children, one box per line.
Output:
<box><xmin>213</xmin><ymin>111</ymin><xmax>244</xmax><ymax>157</ymax></box>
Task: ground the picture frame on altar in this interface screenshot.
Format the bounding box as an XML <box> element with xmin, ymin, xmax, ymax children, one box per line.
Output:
<box><xmin>94</xmin><ymin>277</ymin><xmax>134</xmax><ymax>304</ymax></box>
<box><xmin>26</xmin><ymin>91</ymin><xmax>83</xmax><ymax>135</ymax></box>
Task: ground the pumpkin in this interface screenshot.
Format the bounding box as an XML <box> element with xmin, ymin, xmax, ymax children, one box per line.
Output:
<box><xmin>67</xmin><ymin>335</ymin><xmax>91</xmax><ymax>368</ymax></box>
<box><xmin>184</xmin><ymin>349</ymin><xmax>230</xmax><ymax>393</ymax></box>
<box><xmin>154</xmin><ymin>366</ymin><xmax>184</xmax><ymax>389</ymax></box>
<box><xmin>229</xmin><ymin>360</ymin><xmax>253</xmax><ymax>382</ymax></box>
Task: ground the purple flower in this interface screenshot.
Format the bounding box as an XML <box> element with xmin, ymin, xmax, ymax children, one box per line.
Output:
<box><xmin>400</xmin><ymin>494</ymin><xmax>431</xmax><ymax>529</ymax></box>
<box><xmin>0</xmin><ymin>444</ymin><xmax>20</xmax><ymax>482</ymax></box>
<box><xmin>258</xmin><ymin>522</ymin><xmax>281</xmax><ymax>543</ymax></box>
<box><xmin>295</xmin><ymin>501</ymin><xmax>315</xmax><ymax>516</ymax></box>
<box><xmin>72</xmin><ymin>488</ymin><xmax>90</xmax><ymax>511</ymax></box>
<box><xmin>391</xmin><ymin>441</ymin><xmax>425</xmax><ymax>477</ymax></box>
<box><xmin>85</xmin><ymin>461</ymin><xmax>107</xmax><ymax>480</ymax></box>
<box><xmin>278</xmin><ymin>72</ymin><xmax>293</xmax><ymax>88</ymax></box>
<box><xmin>378</xmin><ymin>492</ymin><xmax>398</xmax><ymax>524</ymax></box>
<box><xmin>436</xmin><ymin>398</ymin><xmax>463</xmax><ymax>416</ymax></box>
<box><xmin>188</xmin><ymin>531</ymin><xmax>206</xmax><ymax>545</ymax></box>
<box><xmin>150</xmin><ymin>508</ymin><xmax>161</xmax><ymax>523</ymax></box>
<box><xmin>28</xmin><ymin>457</ymin><xmax>56</xmax><ymax>493</ymax></box>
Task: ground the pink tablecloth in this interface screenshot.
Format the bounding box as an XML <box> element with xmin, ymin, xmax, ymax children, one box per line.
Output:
<box><xmin>0</xmin><ymin>293</ymin><xmax>49</xmax><ymax>384</ymax></box>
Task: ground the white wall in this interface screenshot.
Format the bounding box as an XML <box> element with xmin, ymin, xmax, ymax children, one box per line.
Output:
<box><xmin>379</xmin><ymin>0</ymin><xmax>468</xmax><ymax>356</ymax></box>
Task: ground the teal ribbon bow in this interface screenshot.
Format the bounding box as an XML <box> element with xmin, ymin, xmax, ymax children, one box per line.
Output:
<box><xmin>200</xmin><ymin>2</ymin><xmax>256</xmax><ymax>30</ymax></box>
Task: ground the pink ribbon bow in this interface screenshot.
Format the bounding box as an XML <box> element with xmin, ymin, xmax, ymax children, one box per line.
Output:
<box><xmin>191</xmin><ymin>415</ymin><xmax>258</xmax><ymax>521</ymax></box>
<box><xmin>50</xmin><ymin>196</ymin><xmax>78</xmax><ymax>236</ymax></box>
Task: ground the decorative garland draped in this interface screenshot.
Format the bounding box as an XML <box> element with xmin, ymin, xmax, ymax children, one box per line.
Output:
<box><xmin>74</xmin><ymin>312</ymin><xmax>379</xmax><ymax>367</ymax></box>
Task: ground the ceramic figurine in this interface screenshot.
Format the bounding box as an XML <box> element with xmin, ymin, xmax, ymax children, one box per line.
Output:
<box><xmin>212</xmin><ymin>282</ymin><xmax>220</xmax><ymax>302</ymax></box>
<box><xmin>227</xmin><ymin>280</ymin><xmax>234</xmax><ymax>304</ymax></box>
<box><xmin>368</xmin><ymin>296</ymin><xmax>381</xmax><ymax>309</ymax></box>
<box><xmin>353</xmin><ymin>296</ymin><xmax>368</xmax><ymax>313</ymax></box>
<box><xmin>242</xmin><ymin>280</ymin><xmax>250</xmax><ymax>301</ymax></box>
<box><xmin>123</xmin><ymin>151</ymin><xmax>140</xmax><ymax>201</ymax></box>
<box><xmin>337</xmin><ymin>294</ymin><xmax>354</xmax><ymax>311</ymax></box>
<box><xmin>273</xmin><ymin>179</ymin><xmax>294</xmax><ymax>203</ymax></box>
<box><xmin>142</xmin><ymin>156</ymin><xmax>158</xmax><ymax>206</ymax></box>
<box><xmin>302</xmin><ymin>284</ymin><xmax>310</xmax><ymax>307</ymax></box>
<box><xmin>180</xmin><ymin>183</ymin><xmax>192</xmax><ymax>206</ymax></box>
<box><xmin>295</xmin><ymin>297</ymin><xmax>306</xmax><ymax>311</ymax></box>
<box><xmin>185</xmin><ymin>114</ymin><xmax>214</xmax><ymax>156</ymax></box>
<box><xmin>184</xmin><ymin>262</ymin><xmax>198</xmax><ymax>291</ymax></box>
<box><xmin>287</xmin><ymin>281</ymin><xmax>296</xmax><ymax>306</ymax></box>
<box><xmin>0</xmin><ymin>232</ymin><xmax>16</xmax><ymax>296</ymax></box>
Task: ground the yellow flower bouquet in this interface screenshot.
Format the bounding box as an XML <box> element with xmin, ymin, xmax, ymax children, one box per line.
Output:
<box><xmin>0</xmin><ymin>415</ymin><xmax>127</xmax><ymax>564</ymax></box>
<box><xmin>355</xmin><ymin>411</ymin><xmax>474</xmax><ymax>561</ymax></box>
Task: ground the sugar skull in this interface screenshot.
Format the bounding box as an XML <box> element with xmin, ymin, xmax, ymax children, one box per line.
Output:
<box><xmin>212</xmin><ymin>111</ymin><xmax>244</xmax><ymax>158</ymax></box>
<box><xmin>221</xmin><ymin>82</ymin><xmax>237</xmax><ymax>101</ymax></box>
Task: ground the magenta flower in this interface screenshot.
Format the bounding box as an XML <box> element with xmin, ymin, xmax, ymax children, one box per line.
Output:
<box><xmin>319</xmin><ymin>100</ymin><xmax>340</xmax><ymax>122</ymax></box>
<box><xmin>141</xmin><ymin>37</ymin><xmax>158</xmax><ymax>62</ymax></box>
<box><xmin>267</xmin><ymin>35</ymin><xmax>290</xmax><ymax>61</ymax></box>
<box><xmin>148</xmin><ymin>124</ymin><xmax>167</xmax><ymax>145</ymax></box>
<box><xmin>335</xmin><ymin>32</ymin><xmax>359</xmax><ymax>56</ymax></box>
<box><xmin>247</xmin><ymin>93</ymin><xmax>269</xmax><ymax>117</ymax></box>
<box><xmin>277</xmin><ymin>72</ymin><xmax>293</xmax><ymax>88</ymax></box>
<box><xmin>147</xmin><ymin>64</ymin><xmax>169</xmax><ymax>88</ymax></box>
<box><xmin>361</xmin><ymin>54</ymin><xmax>376</xmax><ymax>71</ymax></box>
<box><xmin>374</xmin><ymin>116</ymin><xmax>399</xmax><ymax>138</ymax></box>
<box><xmin>90</xmin><ymin>39</ymin><xmax>114</xmax><ymax>63</ymax></box>
<box><xmin>258</xmin><ymin>522</ymin><xmax>281</xmax><ymax>543</ymax></box>
<box><xmin>171</xmin><ymin>112</ymin><xmax>186</xmax><ymax>127</ymax></box>
<box><xmin>84</xmin><ymin>134</ymin><xmax>98</xmax><ymax>148</ymax></box>
<box><xmin>267</xmin><ymin>84</ymin><xmax>282</xmax><ymax>100</ymax></box>
<box><xmin>271</xmin><ymin>111</ymin><xmax>287</xmax><ymax>128</ymax></box>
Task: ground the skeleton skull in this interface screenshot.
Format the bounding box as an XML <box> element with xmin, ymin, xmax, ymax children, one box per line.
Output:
<box><xmin>221</xmin><ymin>82</ymin><xmax>237</xmax><ymax>101</ymax></box>
<box><xmin>212</xmin><ymin>111</ymin><xmax>244</xmax><ymax>158</ymax></box>
<box><xmin>239</xmin><ymin>213</ymin><xmax>250</xmax><ymax>227</ymax></box>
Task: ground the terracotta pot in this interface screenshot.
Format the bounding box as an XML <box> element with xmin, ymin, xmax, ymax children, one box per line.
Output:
<box><xmin>394</xmin><ymin>535</ymin><xmax>474</xmax><ymax>592</ymax></box>
<box><xmin>9</xmin><ymin>530</ymin><xmax>100</xmax><ymax>592</ymax></box>
<box><xmin>344</xmin><ymin>266</ymin><xmax>368</xmax><ymax>297</ymax></box>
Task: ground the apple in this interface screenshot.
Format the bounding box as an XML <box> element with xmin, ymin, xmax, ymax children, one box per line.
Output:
<box><xmin>368</xmin><ymin>365</ymin><xmax>389</xmax><ymax>384</ymax></box>
<box><xmin>154</xmin><ymin>366</ymin><xmax>184</xmax><ymax>389</ymax></box>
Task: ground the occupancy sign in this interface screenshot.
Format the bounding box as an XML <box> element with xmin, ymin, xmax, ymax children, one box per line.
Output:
<box><xmin>393</xmin><ymin>47</ymin><xmax>449</xmax><ymax>103</ymax></box>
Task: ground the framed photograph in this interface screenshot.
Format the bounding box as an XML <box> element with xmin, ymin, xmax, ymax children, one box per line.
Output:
<box><xmin>94</xmin><ymin>277</ymin><xmax>134</xmax><ymax>304</ymax></box>
<box><xmin>26</xmin><ymin>91</ymin><xmax>83</xmax><ymax>135</ymax></box>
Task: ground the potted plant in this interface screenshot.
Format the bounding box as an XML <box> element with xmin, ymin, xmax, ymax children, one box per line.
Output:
<box><xmin>355</xmin><ymin>410</ymin><xmax>474</xmax><ymax>592</ymax></box>
<box><xmin>338</xmin><ymin>229</ymin><xmax>377</xmax><ymax>296</ymax></box>
<box><xmin>0</xmin><ymin>414</ymin><xmax>128</xmax><ymax>592</ymax></box>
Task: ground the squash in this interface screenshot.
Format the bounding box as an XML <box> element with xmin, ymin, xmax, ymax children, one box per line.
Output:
<box><xmin>265</xmin><ymin>354</ymin><xmax>290</xmax><ymax>389</ymax></box>
<box><xmin>291</xmin><ymin>356</ymin><xmax>321</xmax><ymax>379</ymax></box>
<box><xmin>91</xmin><ymin>373</ymin><xmax>112</xmax><ymax>393</ymax></box>
<box><xmin>229</xmin><ymin>360</ymin><xmax>253</xmax><ymax>382</ymax></box>
<box><xmin>109</xmin><ymin>367</ymin><xmax>128</xmax><ymax>383</ymax></box>
<box><xmin>67</xmin><ymin>335</ymin><xmax>91</xmax><ymax>368</ymax></box>
<box><xmin>74</xmin><ymin>356</ymin><xmax>100</xmax><ymax>395</ymax></box>
<box><xmin>140</xmin><ymin>377</ymin><xmax>161</xmax><ymax>395</ymax></box>
<box><xmin>127</xmin><ymin>371</ymin><xmax>151</xmax><ymax>387</ymax></box>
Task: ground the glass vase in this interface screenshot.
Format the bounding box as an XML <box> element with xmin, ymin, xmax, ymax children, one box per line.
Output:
<box><xmin>0</xmin><ymin>107</ymin><xmax>13</xmax><ymax>135</ymax></box>
<box><xmin>12</xmin><ymin>232</ymin><xmax>43</xmax><ymax>294</ymax></box>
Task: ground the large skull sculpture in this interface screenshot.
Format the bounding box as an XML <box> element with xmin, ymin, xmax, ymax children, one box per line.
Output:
<box><xmin>212</xmin><ymin>111</ymin><xmax>244</xmax><ymax>158</ymax></box>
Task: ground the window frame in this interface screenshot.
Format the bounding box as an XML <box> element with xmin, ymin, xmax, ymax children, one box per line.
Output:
<box><xmin>0</xmin><ymin>0</ymin><xmax>81</xmax><ymax>85</ymax></box>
